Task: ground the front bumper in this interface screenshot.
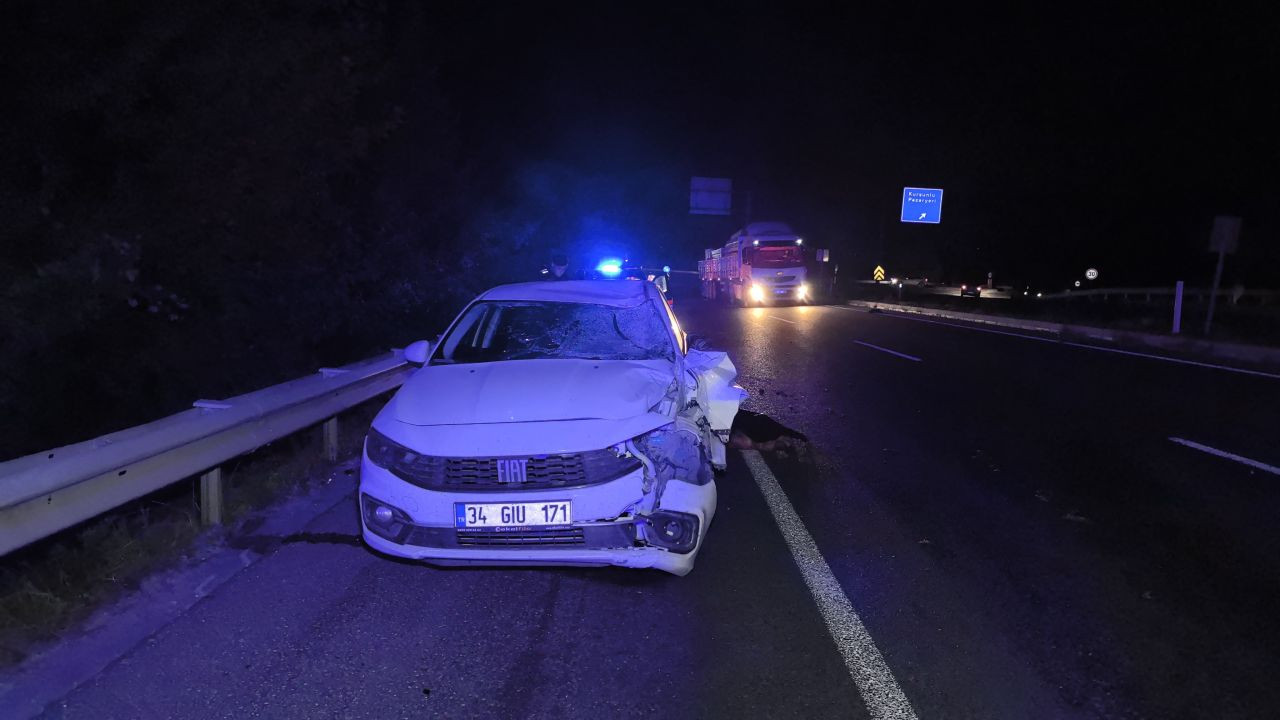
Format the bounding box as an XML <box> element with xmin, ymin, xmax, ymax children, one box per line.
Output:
<box><xmin>358</xmin><ymin>456</ymin><xmax>716</xmax><ymax>576</ymax></box>
<box><xmin>750</xmin><ymin>285</ymin><xmax>807</xmax><ymax>303</ymax></box>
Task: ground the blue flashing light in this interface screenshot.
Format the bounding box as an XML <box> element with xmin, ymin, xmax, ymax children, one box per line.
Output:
<box><xmin>597</xmin><ymin>258</ymin><xmax>623</xmax><ymax>277</ymax></box>
<box><xmin>662</xmin><ymin>265</ymin><xmax>671</xmax><ymax>274</ymax></box>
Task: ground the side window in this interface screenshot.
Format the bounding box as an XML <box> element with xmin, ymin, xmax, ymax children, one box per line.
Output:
<box><xmin>441</xmin><ymin>304</ymin><xmax>499</xmax><ymax>362</ymax></box>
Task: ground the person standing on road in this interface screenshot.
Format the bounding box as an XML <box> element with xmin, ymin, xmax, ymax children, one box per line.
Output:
<box><xmin>540</xmin><ymin>253</ymin><xmax>571</xmax><ymax>280</ymax></box>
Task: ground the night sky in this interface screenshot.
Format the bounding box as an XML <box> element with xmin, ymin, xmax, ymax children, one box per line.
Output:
<box><xmin>432</xmin><ymin>3</ymin><xmax>1280</xmax><ymax>286</ymax></box>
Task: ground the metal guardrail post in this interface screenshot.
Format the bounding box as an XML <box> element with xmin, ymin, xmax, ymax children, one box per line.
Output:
<box><xmin>323</xmin><ymin>417</ymin><xmax>339</xmax><ymax>463</ymax></box>
<box><xmin>1173</xmin><ymin>281</ymin><xmax>1184</xmax><ymax>334</ymax></box>
<box><xmin>200</xmin><ymin>467</ymin><xmax>223</xmax><ymax>525</ymax></box>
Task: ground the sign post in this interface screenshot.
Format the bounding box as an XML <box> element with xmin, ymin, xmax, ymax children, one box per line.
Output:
<box><xmin>1172</xmin><ymin>280</ymin><xmax>1184</xmax><ymax>334</ymax></box>
<box><xmin>1203</xmin><ymin>215</ymin><xmax>1241</xmax><ymax>336</ymax></box>
<box><xmin>900</xmin><ymin>188</ymin><xmax>944</xmax><ymax>224</ymax></box>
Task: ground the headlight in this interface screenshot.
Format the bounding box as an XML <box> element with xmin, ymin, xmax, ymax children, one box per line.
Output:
<box><xmin>797</xmin><ymin>283</ymin><xmax>809</xmax><ymax>298</ymax></box>
<box><xmin>749</xmin><ymin>284</ymin><xmax>765</xmax><ymax>302</ymax></box>
<box><xmin>365</xmin><ymin>427</ymin><xmax>415</xmax><ymax>470</ymax></box>
<box><xmin>642</xmin><ymin>510</ymin><xmax>699</xmax><ymax>553</ymax></box>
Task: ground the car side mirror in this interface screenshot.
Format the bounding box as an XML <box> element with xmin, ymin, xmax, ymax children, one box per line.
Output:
<box><xmin>686</xmin><ymin>334</ymin><xmax>711</xmax><ymax>351</ymax></box>
<box><xmin>404</xmin><ymin>339</ymin><xmax>433</xmax><ymax>364</ymax></box>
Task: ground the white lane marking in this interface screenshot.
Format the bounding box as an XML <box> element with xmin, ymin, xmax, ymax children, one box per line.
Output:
<box><xmin>1169</xmin><ymin>437</ymin><xmax>1280</xmax><ymax>476</ymax></box>
<box><xmin>858</xmin><ymin>309</ymin><xmax>1280</xmax><ymax>380</ymax></box>
<box><xmin>1057</xmin><ymin>341</ymin><xmax>1280</xmax><ymax>380</ymax></box>
<box><xmin>854</xmin><ymin>340</ymin><xmax>922</xmax><ymax>362</ymax></box>
<box><xmin>768</xmin><ymin>314</ymin><xmax>797</xmax><ymax>324</ymax></box>
<box><xmin>742</xmin><ymin>450</ymin><xmax>918</xmax><ymax>720</ymax></box>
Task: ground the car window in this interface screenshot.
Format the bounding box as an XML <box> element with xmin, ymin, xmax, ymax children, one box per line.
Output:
<box><xmin>435</xmin><ymin>300</ymin><xmax>675</xmax><ymax>364</ymax></box>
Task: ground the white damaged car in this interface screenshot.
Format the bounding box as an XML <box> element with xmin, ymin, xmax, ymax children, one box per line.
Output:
<box><xmin>359</xmin><ymin>279</ymin><xmax>745</xmax><ymax>575</ymax></box>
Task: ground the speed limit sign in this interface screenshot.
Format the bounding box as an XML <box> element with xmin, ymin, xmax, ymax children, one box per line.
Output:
<box><xmin>1085</xmin><ymin>268</ymin><xmax>1099</xmax><ymax>281</ymax></box>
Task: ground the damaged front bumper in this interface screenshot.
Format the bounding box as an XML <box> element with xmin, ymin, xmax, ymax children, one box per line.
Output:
<box><xmin>359</xmin><ymin>459</ymin><xmax>716</xmax><ymax>576</ymax></box>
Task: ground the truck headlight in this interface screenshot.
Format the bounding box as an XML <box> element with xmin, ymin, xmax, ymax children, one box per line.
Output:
<box><xmin>797</xmin><ymin>283</ymin><xmax>809</xmax><ymax>298</ymax></box>
<box><xmin>749</xmin><ymin>284</ymin><xmax>765</xmax><ymax>302</ymax></box>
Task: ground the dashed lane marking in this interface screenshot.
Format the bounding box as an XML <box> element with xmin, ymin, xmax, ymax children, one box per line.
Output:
<box><xmin>854</xmin><ymin>340</ymin><xmax>922</xmax><ymax>362</ymax></box>
<box><xmin>1169</xmin><ymin>437</ymin><xmax>1280</xmax><ymax>476</ymax></box>
<box><xmin>741</xmin><ymin>450</ymin><xmax>918</xmax><ymax>720</ymax></box>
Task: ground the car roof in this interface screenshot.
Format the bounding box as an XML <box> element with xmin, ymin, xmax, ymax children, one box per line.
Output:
<box><xmin>479</xmin><ymin>279</ymin><xmax>653</xmax><ymax>307</ymax></box>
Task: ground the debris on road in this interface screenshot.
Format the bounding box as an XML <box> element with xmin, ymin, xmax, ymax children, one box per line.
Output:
<box><xmin>728</xmin><ymin>409</ymin><xmax>809</xmax><ymax>453</ymax></box>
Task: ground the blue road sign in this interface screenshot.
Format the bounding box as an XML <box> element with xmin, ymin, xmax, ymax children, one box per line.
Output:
<box><xmin>901</xmin><ymin>187</ymin><xmax>944</xmax><ymax>224</ymax></box>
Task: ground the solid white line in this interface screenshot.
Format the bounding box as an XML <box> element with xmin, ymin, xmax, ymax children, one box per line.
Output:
<box><xmin>858</xmin><ymin>308</ymin><xmax>1280</xmax><ymax>380</ymax></box>
<box><xmin>768</xmin><ymin>314</ymin><xmax>797</xmax><ymax>324</ymax></box>
<box><xmin>854</xmin><ymin>340</ymin><xmax>922</xmax><ymax>362</ymax></box>
<box><xmin>1168</xmin><ymin>437</ymin><xmax>1280</xmax><ymax>476</ymax></box>
<box><xmin>1058</xmin><ymin>341</ymin><xmax>1280</xmax><ymax>380</ymax></box>
<box><xmin>741</xmin><ymin>450</ymin><xmax>918</xmax><ymax>720</ymax></box>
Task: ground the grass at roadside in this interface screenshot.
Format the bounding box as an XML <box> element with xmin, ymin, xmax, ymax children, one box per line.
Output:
<box><xmin>0</xmin><ymin>396</ymin><xmax>384</xmax><ymax>668</ymax></box>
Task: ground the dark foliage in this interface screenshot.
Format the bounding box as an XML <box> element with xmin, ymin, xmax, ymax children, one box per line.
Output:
<box><xmin>0</xmin><ymin>1</ymin><xmax>487</xmax><ymax>458</ymax></box>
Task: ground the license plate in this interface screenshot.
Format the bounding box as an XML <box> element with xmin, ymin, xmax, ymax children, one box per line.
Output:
<box><xmin>454</xmin><ymin>501</ymin><xmax>572</xmax><ymax>530</ymax></box>
<box><xmin>774</xmin><ymin>288</ymin><xmax>788</xmax><ymax>294</ymax></box>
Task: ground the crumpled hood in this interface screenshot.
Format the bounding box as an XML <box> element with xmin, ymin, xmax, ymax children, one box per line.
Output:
<box><xmin>392</xmin><ymin>358</ymin><xmax>676</xmax><ymax>426</ymax></box>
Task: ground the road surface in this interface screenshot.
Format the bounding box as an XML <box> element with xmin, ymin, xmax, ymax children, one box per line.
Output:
<box><xmin>29</xmin><ymin>300</ymin><xmax>1280</xmax><ymax>719</ymax></box>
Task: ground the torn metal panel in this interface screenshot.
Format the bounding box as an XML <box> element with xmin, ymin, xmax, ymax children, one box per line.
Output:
<box><xmin>684</xmin><ymin>349</ymin><xmax>749</xmax><ymax>433</ymax></box>
<box><xmin>633</xmin><ymin>417</ymin><xmax>712</xmax><ymax>507</ymax></box>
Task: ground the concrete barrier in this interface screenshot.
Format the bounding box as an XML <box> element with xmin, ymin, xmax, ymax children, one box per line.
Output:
<box><xmin>847</xmin><ymin>300</ymin><xmax>1280</xmax><ymax>370</ymax></box>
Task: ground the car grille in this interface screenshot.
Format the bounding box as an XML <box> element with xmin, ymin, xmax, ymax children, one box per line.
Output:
<box><xmin>386</xmin><ymin>448</ymin><xmax>641</xmax><ymax>492</ymax></box>
<box><xmin>772</xmin><ymin>275</ymin><xmax>797</xmax><ymax>283</ymax></box>
<box><xmin>455</xmin><ymin>528</ymin><xmax>585</xmax><ymax>546</ymax></box>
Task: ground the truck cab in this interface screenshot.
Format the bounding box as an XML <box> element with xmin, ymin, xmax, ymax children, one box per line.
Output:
<box><xmin>725</xmin><ymin>222</ymin><xmax>810</xmax><ymax>305</ymax></box>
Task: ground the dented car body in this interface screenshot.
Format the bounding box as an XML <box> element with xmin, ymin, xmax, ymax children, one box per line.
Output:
<box><xmin>359</xmin><ymin>280</ymin><xmax>745</xmax><ymax>575</ymax></box>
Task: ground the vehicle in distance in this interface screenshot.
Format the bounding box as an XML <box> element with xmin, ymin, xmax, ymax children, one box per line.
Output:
<box><xmin>700</xmin><ymin>221</ymin><xmax>813</xmax><ymax>306</ymax></box>
<box><xmin>359</xmin><ymin>280</ymin><xmax>746</xmax><ymax>575</ymax></box>
<box><xmin>959</xmin><ymin>283</ymin><xmax>982</xmax><ymax>298</ymax></box>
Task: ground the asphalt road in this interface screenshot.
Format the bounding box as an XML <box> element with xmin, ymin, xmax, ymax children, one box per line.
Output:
<box><xmin>38</xmin><ymin>300</ymin><xmax>1280</xmax><ymax>719</ymax></box>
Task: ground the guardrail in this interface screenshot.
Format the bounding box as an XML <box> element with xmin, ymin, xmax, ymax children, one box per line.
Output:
<box><xmin>1039</xmin><ymin>286</ymin><xmax>1279</xmax><ymax>302</ymax></box>
<box><xmin>0</xmin><ymin>351</ymin><xmax>414</xmax><ymax>556</ymax></box>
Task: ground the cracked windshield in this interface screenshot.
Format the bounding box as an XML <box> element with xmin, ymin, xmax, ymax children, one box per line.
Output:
<box><xmin>437</xmin><ymin>301</ymin><xmax>673</xmax><ymax>363</ymax></box>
